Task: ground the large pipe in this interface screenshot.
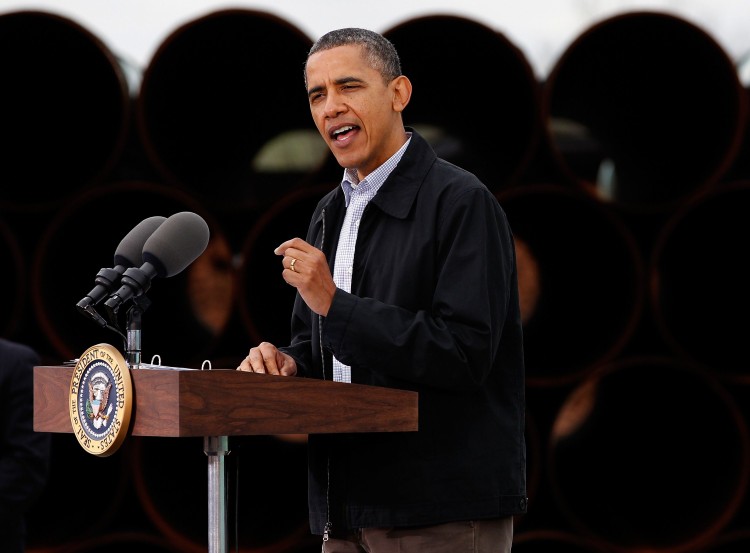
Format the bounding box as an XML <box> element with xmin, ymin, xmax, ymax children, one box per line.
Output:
<box><xmin>542</xmin><ymin>11</ymin><xmax>747</xmax><ymax>212</ymax></box>
<box><xmin>36</xmin><ymin>531</ymin><xmax>184</xmax><ymax>553</ymax></box>
<box><xmin>498</xmin><ymin>184</ymin><xmax>644</xmax><ymax>385</ymax></box>
<box><xmin>650</xmin><ymin>180</ymin><xmax>750</xmax><ymax>380</ymax></box>
<box><xmin>382</xmin><ymin>15</ymin><xmax>541</xmax><ymax>192</ymax></box>
<box><xmin>513</xmin><ymin>530</ymin><xmax>607</xmax><ymax>552</ymax></box>
<box><xmin>30</xmin><ymin>182</ymin><xmax>234</xmax><ymax>365</ymax></box>
<box><xmin>237</xmin><ymin>184</ymin><xmax>334</xmax><ymax>347</ymax></box>
<box><xmin>548</xmin><ymin>356</ymin><xmax>749</xmax><ymax>552</ymax></box>
<box><xmin>723</xmin><ymin>72</ymin><xmax>750</xmax><ymax>181</ymax></box>
<box><xmin>0</xmin><ymin>11</ymin><xmax>131</xmax><ymax>210</ymax></box>
<box><xmin>130</xmin><ymin>435</ymin><xmax>313</xmax><ymax>553</ymax></box>
<box><xmin>25</xmin><ymin>434</ymin><xmax>128</xmax><ymax>550</ymax></box>
<box><xmin>136</xmin><ymin>9</ymin><xmax>317</xmax><ymax>210</ymax></box>
<box><xmin>697</xmin><ymin>531</ymin><xmax>750</xmax><ymax>553</ymax></box>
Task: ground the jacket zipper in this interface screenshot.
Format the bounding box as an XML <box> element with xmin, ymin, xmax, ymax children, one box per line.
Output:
<box><xmin>319</xmin><ymin>207</ymin><xmax>333</xmax><ymax>546</ymax></box>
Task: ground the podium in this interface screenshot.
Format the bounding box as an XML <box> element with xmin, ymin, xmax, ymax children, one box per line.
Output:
<box><xmin>34</xmin><ymin>365</ymin><xmax>418</xmax><ymax>552</ymax></box>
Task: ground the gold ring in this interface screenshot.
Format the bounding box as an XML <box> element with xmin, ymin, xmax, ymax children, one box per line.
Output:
<box><xmin>290</xmin><ymin>258</ymin><xmax>297</xmax><ymax>272</ymax></box>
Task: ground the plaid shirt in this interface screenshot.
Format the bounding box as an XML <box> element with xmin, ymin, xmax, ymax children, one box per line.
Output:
<box><xmin>331</xmin><ymin>135</ymin><xmax>412</xmax><ymax>382</ymax></box>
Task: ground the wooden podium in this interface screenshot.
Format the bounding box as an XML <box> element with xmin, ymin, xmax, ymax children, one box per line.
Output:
<box><xmin>34</xmin><ymin>365</ymin><xmax>418</xmax><ymax>552</ymax></box>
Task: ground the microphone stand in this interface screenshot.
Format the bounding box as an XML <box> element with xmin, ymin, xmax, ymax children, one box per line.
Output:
<box><xmin>126</xmin><ymin>295</ymin><xmax>151</xmax><ymax>368</ymax></box>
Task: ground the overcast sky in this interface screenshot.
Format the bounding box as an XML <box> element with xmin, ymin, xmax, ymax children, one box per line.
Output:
<box><xmin>1</xmin><ymin>0</ymin><xmax>748</xmax><ymax>77</ymax></box>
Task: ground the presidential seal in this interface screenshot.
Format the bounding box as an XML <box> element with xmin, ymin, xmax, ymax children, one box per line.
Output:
<box><xmin>69</xmin><ymin>343</ymin><xmax>133</xmax><ymax>457</ymax></box>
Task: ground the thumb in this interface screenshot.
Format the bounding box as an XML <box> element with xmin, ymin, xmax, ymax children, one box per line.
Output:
<box><xmin>277</xmin><ymin>352</ymin><xmax>297</xmax><ymax>376</ymax></box>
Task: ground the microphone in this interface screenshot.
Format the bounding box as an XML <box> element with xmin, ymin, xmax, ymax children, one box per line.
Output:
<box><xmin>76</xmin><ymin>216</ymin><xmax>167</xmax><ymax>324</ymax></box>
<box><xmin>103</xmin><ymin>211</ymin><xmax>210</xmax><ymax>315</ymax></box>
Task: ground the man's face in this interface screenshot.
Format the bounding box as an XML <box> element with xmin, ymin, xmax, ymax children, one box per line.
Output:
<box><xmin>305</xmin><ymin>44</ymin><xmax>407</xmax><ymax>180</ymax></box>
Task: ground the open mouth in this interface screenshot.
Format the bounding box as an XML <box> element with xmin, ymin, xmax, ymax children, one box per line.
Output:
<box><xmin>330</xmin><ymin>125</ymin><xmax>359</xmax><ymax>141</ymax></box>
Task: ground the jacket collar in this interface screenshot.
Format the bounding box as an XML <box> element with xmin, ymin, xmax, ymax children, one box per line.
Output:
<box><xmin>370</xmin><ymin>128</ymin><xmax>436</xmax><ymax>219</ymax></box>
<box><xmin>319</xmin><ymin>128</ymin><xmax>437</xmax><ymax>220</ymax></box>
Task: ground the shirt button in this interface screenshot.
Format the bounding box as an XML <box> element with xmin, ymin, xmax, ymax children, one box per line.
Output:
<box><xmin>347</xmin><ymin>266</ymin><xmax>353</xmax><ymax>275</ymax></box>
<box><xmin>355</xmin><ymin>219</ymin><xmax>360</xmax><ymax>228</ymax></box>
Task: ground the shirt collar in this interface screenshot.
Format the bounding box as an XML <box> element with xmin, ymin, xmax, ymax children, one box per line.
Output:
<box><xmin>340</xmin><ymin>133</ymin><xmax>412</xmax><ymax>206</ymax></box>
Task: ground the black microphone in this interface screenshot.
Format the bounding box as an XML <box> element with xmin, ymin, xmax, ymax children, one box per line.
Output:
<box><xmin>103</xmin><ymin>211</ymin><xmax>210</xmax><ymax>315</ymax></box>
<box><xmin>76</xmin><ymin>216</ymin><xmax>167</xmax><ymax>324</ymax></box>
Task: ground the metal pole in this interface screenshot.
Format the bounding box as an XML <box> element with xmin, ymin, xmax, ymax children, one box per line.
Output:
<box><xmin>125</xmin><ymin>296</ymin><xmax>150</xmax><ymax>368</ymax></box>
<box><xmin>205</xmin><ymin>435</ymin><xmax>230</xmax><ymax>553</ymax></box>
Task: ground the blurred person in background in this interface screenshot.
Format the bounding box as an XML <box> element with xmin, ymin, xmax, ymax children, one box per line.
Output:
<box><xmin>0</xmin><ymin>338</ymin><xmax>51</xmax><ymax>552</ymax></box>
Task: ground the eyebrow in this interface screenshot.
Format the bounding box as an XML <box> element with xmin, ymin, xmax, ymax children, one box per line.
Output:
<box><xmin>307</xmin><ymin>76</ymin><xmax>365</xmax><ymax>98</ymax></box>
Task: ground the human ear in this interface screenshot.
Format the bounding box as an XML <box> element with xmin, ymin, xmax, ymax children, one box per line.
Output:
<box><xmin>391</xmin><ymin>75</ymin><xmax>412</xmax><ymax>113</ymax></box>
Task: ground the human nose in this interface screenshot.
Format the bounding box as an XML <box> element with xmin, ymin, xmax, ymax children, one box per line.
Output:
<box><xmin>323</xmin><ymin>91</ymin><xmax>346</xmax><ymax>117</ymax></box>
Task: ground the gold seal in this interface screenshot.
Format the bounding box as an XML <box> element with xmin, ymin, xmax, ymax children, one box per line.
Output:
<box><xmin>69</xmin><ymin>343</ymin><xmax>133</xmax><ymax>457</ymax></box>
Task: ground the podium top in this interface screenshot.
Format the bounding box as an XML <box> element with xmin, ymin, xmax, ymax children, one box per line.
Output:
<box><xmin>34</xmin><ymin>365</ymin><xmax>418</xmax><ymax>437</ymax></box>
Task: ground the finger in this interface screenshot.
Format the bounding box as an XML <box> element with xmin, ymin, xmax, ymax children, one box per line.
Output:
<box><xmin>249</xmin><ymin>356</ymin><xmax>269</xmax><ymax>373</ymax></box>
<box><xmin>257</xmin><ymin>342</ymin><xmax>281</xmax><ymax>375</ymax></box>
<box><xmin>274</xmin><ymin>238</ymin><xmax>295</xmax><ymax>256</ymax></box>
<box><xmin>282</xmin><ymin>251</ymin><xmax>304</xmax><ymax>274</ymax></box>
<box><xmin>274</xmin><ymin>237</ymin><xmax>309</xmax><ymax>256</ymax></box>
<box><xmin>237</xmin><ymin>346</ymin><xmax>271</xmax><ymax>374</ymax></box>
<box><xmin>279</xmin><ymin>363</ymin><xmax>297</xmax><ymax>377</ymax></box>
<box><xmin>284</xmin><ymin>256</ymin><xmax>309</xmax><ymax>273</ymax></box>
<box><xmin>238</xmin><ymin>354</ymin><xmax>260</xmax><ymax>372</ymax></box>
<box><xmin>277</xmin><ymin>351</ymin><xmax>298</xmax><ymax>377</ymax></box>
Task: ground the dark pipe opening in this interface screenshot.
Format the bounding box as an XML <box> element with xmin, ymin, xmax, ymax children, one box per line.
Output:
<box><xmin>30</xmin><ymin>182</ymin><xmax>234</xmax><ymax>366</ymax></box>
<box><xmin>543</xmin><ymin>11</ymin><xmax>747</xmax><ymax>212</ymax></box>
<box><xmin>549</xmin><ymin>357</ymin><xmax>749</xmax><ymax>551</ymax></box>
<box><xmin>237</xmin><ymin>184</ymin><xmax>333</xmax><ymax>347</ymax></box>
<box><xmin>650</xmin><ymin>180</ymin><xmax>750</xmax><ymax>379</ymax></box>
<box><xmin>137</xmin><ymin>9</ymin><xmax>317</xmax><ymax>209</ymax></box>
<box><xmin>498</xmin><ymin>184</ymin><xmax>644</xmax><ymax>385</ymax></box>
<box><xmin>384</xmin><ymin>15</ymin><xmax>541</xmax><ymax>192</ymax></box>
<box><xmin>0</xmin><ymin>11</ymin><xmax>130</xmax><ymax>210</ymax></box>
<box><xmin>131</xmin><ymin>435</ymin><xmax>311</xmax><ymax>552</ymax></box>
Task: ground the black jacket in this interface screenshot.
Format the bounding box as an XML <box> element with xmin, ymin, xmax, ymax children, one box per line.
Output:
<box><xmin>281</xmin><ymin>130</ymin><xmax>527</xmax><ymax>534</ymax></box>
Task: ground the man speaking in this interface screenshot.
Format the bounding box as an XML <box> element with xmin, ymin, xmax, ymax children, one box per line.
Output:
<box><xmin>238</xmin><ymin>27</ymin><xmax>526</xmax><ymax>553</ymax></box>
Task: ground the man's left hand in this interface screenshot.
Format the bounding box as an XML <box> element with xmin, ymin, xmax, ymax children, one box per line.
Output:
<box><xmin>275</xmin><ymin>237</ymin><xmax>336</xmax><ymax>316</ymax></box>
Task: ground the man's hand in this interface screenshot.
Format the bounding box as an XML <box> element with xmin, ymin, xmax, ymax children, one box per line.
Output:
<box><xmin>237</xmin><ymin>342</ymin><xmax>297</xmax><ymax>376</ymax></box>
<box><xmin>275</xmin><ymin>237</ymin><xmax>336</xmax><ymax>316</ymax></box>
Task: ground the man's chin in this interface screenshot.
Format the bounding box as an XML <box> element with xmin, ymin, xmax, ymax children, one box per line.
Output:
<box><xmin>331</xmin><ymin>154</ymin><xmax>357</xmax><ymax>170</ymax></box>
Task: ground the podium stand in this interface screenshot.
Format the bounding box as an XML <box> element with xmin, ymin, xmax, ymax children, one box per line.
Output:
<box><xmin>33</xmin><ymin>365</ymin><xmax>418</xmax><ymax>552</ymax></box>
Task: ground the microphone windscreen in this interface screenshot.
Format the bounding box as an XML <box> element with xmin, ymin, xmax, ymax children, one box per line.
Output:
<box><xmin>114</xmin><ymin>216</ymin><xmax>167</xmax><ymax>267</ymax></box>
<box><xmin>142</xmin><ymin>211</ymin><xmax>210</xmax><ymax>277</ymax></box>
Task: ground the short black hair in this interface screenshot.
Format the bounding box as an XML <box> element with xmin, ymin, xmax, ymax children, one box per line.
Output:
<box><xmin>305</xmin><ymin>28</ymin><xmax>402</xmax><ymax>86</ymax></box>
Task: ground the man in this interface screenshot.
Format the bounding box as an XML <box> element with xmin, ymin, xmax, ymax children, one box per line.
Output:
<box><xmin>238</xmin><ymin>28</ymin><xmax>526</xmax><ymax>552</ymax></box>
<box><xmin>0</xmin><ymin>338</ymin><xmax>51</xmax><ymax>552</ymax></box>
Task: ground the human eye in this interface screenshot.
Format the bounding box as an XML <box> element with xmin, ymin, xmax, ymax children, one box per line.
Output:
<box><xmin>338</xmin><ymin>78</ymin><xmax>364</xmax><ymax>92</ymax></box>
